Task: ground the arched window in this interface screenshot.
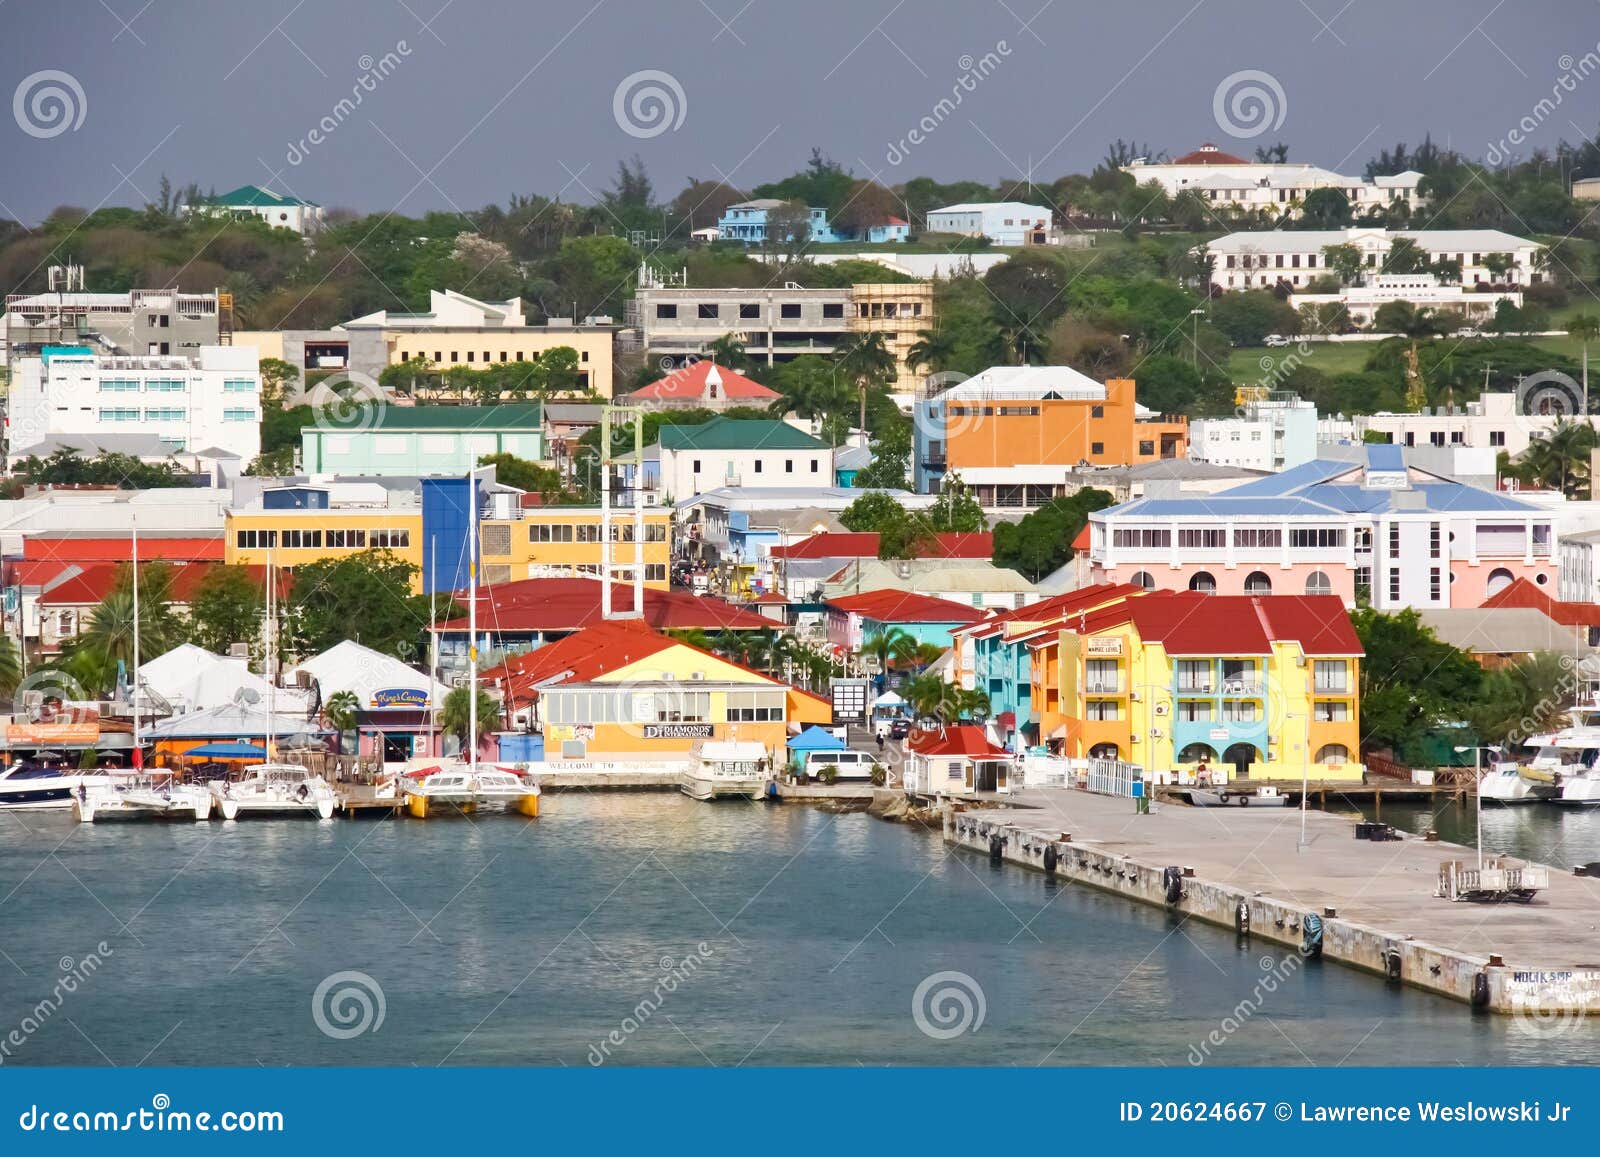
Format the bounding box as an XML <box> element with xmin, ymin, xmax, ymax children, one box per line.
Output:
<box><xmin>1314</xmin><ymin>743</ymin><xmax>1350</xmax><ymax>765</ymax></box>
<box><xmin>1178</xmin><ymin>742</ymin><xmax>1218</xmax><ymax>764</ymax></box>
<box><xmin>1189</xmin><ymin>571</ymin><xmax>1217</xmax><ymax>594</ymax></box>
<box><xmin>1129</xmin><ymin>570</ymin><xmax>1156</xmax><ymax>590</ymax></box>
<box><xmin>1223</xmin><ymin>742</ymin><xmax>1261</xmax><ymax>773</ymax></box>
<box><xmin>1244</xmin><ymin>571</ymin><xmax>1272</xmax><ymax>594</ymax></box>
<box><xmin>1305</xmin><ymin>570</ymin><xmax>1333</xmax><ymax>596</ymax></box>
<box><xmin>1487</xmin><ymin>567</ymin><xmax>1514</xmax><ymax>596</ymax></box>
<box><xmin>1088</xmin><ymin>742</ymin><xmax>1122</xmax><ymax>761</ymax></box>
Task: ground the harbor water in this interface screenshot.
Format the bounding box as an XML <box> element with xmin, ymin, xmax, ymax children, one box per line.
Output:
<box><xmin>0</xmin><ymin>794</ymin><xmax>1593</xmax><ymax>1067</ymax></box>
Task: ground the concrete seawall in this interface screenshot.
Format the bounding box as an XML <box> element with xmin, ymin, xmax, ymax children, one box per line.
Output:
<box><xmin>941</xmin><ymin>789</ymin><xmax>1600</xmax><ymax>1017</ymax></box>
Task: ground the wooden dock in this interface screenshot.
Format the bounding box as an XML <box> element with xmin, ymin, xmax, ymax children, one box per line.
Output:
<box><xmin>945</xmin><ymin>786</ymin><xmax>1600</xmax><ymax>1016</ymax></box>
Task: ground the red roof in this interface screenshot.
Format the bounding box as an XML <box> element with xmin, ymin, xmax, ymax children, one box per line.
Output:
<box><xmin>627</xmin><ymin>360</ymin><xmax>780</xmax><ymax>403</ymax></box>
<box><xmin>15</xmin><ymin>534</ymin><xmax>225</xmax><ymax>589</ymax></box>
<box><xmin>1070</xmin><ymin>524</ymin><xmax>1091</xmax><ymax>552</ymax></box>
<box><xmin>825</xmin><ymin>589</ymin><xmax>986</xmax><ymax>625</ymax></box>
<box><xmin>958</xmin><ymin>582</ymin><xmax>1147</xmax><ymax>640</ymax></box>
<box><xmin>907</xmin><ymin>725</ymin><xmax>1013</xmax><ymax>759</ymax></box>
<box><xmin>432</xmin><ymin>577</ymin><xmax>772</xmax><ymax>634</ymax></box>
<box><xmin>770</xmin><ymin>531</ymin><xmax>993</xmax><ymax>560</ymax></box>
<box><xmin>1171</xmin><ymin>143</ymin><xmax>1248</xmax><ymax>165</ymax></box>
<box><xmin>1481</xmin><ymin>578</ymin><xmax>1600</xmax><ymax>628</ymax></box>
<box><xmin>38</xmin><ymin>562</ymin><xmax>283</xmax><ymax>606</ymax></box>
<box><xmin>1072</xmin><ymin>592</ymin><xmax>1362</xmax><ymax>656</ymax></box>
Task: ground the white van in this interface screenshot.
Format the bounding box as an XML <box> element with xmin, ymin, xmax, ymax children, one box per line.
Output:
<box><xmin>801</xmin><ymin>749</ymin><xmax>877</xmax><ymax>781</ymax></box>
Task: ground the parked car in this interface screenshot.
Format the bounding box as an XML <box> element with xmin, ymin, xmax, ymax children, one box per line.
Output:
<box><xmin>800</xmin><ymin>749</ymin><xmax>876</xmax><ymax>781</ymax></box>
<box><xmin>1264</xmin><ymin>334</ymin><xmax>1291</xmax><ymax>347</ymax></box>
<box><xmin>889</xmin><ymin>719</ymin><xmax>911</xmax><ymax>740</ymax></box>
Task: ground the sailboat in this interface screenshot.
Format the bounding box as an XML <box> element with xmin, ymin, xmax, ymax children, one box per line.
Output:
<box><xmin>211</xmin><ymin>546</ymin><xmax>335</xmax><ymax>820</ymax></box>
<box><xmin>404</xmin><ymin>471</ymin><xmax>539</xmax><ymax>818</ymax></box>
<box><xmin>75</xmin><ymin>519</ymin><xmax>211</xmax><ymax>822</ymax></box>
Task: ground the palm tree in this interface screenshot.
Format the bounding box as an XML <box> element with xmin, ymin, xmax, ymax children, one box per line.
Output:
<box><xmin>907</xmin><ymin>325</ymin><xmax>956</xmax><ymax>374</ymax></box>
<box><xmin>64</xmin><ymin>564</ymin><xmax>182</xmax><ymax>695</ymax></box>
<box><xmin>1569</xmin><ymin>312</ymin><xmax>1600</xmax><ymax>411</ymax></box>
<box><xmin>324</xmin><ymin>690</ymin><xmax>360</xmax><ymax>752</ymax></box>
<box><xmin>1517</xmin><ymin>419</ymin><xmax>1598</xmax><ymax>498</ymax></box>
<box><xmin>863</xmin><ymin>626</ymin><xmax>917</xmax><ymax>675</ymax></box>
<box><xmin>0</xmin><ymin>633</ymin><xmax>20</xmax><ymax>699</ymax></box>
<box><xmin>705</xmin><ymin>333</ymin><xmax>751</xmax><ymax>371</ymax></box>
<box><xmin>440</xmin><ymin>685</ymin><xmax>500</xmax><ymax>753</ymax></box>
<box><xmin>832</xmin><ymin>331</ymin><xmax>897</xmax><ymax>437</ymax></box>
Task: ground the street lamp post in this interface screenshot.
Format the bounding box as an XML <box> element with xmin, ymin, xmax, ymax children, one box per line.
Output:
<box><xmin>1454</xmin><ymin>745</ymin><xmax>1503</xmax><ymax>870</ymax></box>
<box><xmin>1287</xmin><ymin>710</ymin><xmax>1311</xmax><ymax>851</ymax></box>
<box><xmin>1189</xmin><ymin>308</ymin><xmax>1205</xmax><ymax>369</ymax></box>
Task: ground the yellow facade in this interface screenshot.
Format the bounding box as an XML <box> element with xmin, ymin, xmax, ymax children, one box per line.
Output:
<box><xmin>225</xmin><ymin>508</ymin><xmax>425</xmax><ymax>586</ymax></box>
<box><xmin>477</xmin><ymin>507</ymin><xmax>672</xmax><ymax>589</ymax></box>
<box><xmin>1035</xmin><ymin>625</ymin><xmax>1363</xmax><ymax>783</ymax></box>
<box><xmin>849</xmin><ymin>282</ymin><xmax>935</xmax><ymax>391</ymax></box>
<box><xmin>387</xmin><ymin>328</ymin><xmax>614</xmax><ymax>397</ymax></box>
<box><xmin>540</xmin><ymin>643</ymin><xmax>792</xmax><ymax>763</ymax></box>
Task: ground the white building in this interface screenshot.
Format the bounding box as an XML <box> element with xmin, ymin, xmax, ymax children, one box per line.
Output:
<box><xmin>1124</xmin><ymin>143</ymin><xmax>1423</xmax><ymax>218</ymax></box>
<box><xmin>1290</xmin><ymin>274</ymin><xmax>1520</xmax><ymax>327</ymax></box>
<box><xmin>925</xmin><ymin>202</ymin><xmax>1053</xmax><ymax>246</ymax></box>
<box><xmin>1190</xmin><ymin>394</ymin><xmax>1321</xmax><ymax>472</ymax></box>
<box><xmin>8</xmin><ymin>345</ymin><xmax>262</xmax><ymax>465</ymax></box>
<box><xmin>183</xmin><ymin>185</ymin><xmax>324</xmax><ymax>236</ymax></box>
<box><xmin>1203</xmin><ymin>228</ymin><xmax>1545</xmax><ymax>292</ymax></box>
<box><xmin>650</xmin><ymin>417</ymin><xmax>834</xmax><ymax>503</ymax></box>
<box><xmin>1353</xmin><ymin>392</ymin><xmax>1600</xmax><ymax>460</ymax></box>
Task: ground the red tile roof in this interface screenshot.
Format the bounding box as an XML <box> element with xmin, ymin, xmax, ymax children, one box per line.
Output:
<box><xmin>432</xmin><ymin>577</ymin><xmax>772</xmax><ymax>633</ymax></box>
<box><xmin>1070</xmin><ymin>524</ymin><xmax>1091</xmax><ymax>552</ymax></box>
<box><xmin>958</xmin><ymin>582</ymin><xmax>1147</xmax><ymax>639</ymax></box>
<box><xmin>38</xmin><ymin>562</ymin><xmax>283</xmax><ymax>606</ymax></box>
<box><xmin>1171</xmin><ymin>143</ymin><xmax>1248</xmax><ymax>165</ymax></box>
<box><xmin>1070</xmin><ymin>592</ymin><xmax>1362</xmax><ymax>656</ymax></box>
<box><xmin>824</xmin><ymin>589</ymin><xmax>987</xmax><ymax>624</ymax></box>
<box><xmin>770</xmin><ymin>531</ymin><xmax>993</xmax><ymax>560</ymax></box>
<box><xmin>1481</xmin><ymin>578</ymin><xmax>1600</xmax><ymax>628</ymax></box>
<box><xmin>626</xmin><ymin>360</ymin><xmax>780</xmax><ymax>402</ymax></box>
<box><xmin>907</xmin><ymin>725</ymin><xmax>1013</xmax><ymax>758</ymax></box>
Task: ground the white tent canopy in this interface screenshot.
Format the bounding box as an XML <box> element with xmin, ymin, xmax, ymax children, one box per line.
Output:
<box><xmin>138</xmin><ymin>643</ymin><xmax>311</xmax><ymax>716</ymax></box>
<box><xmin>286</xmin><ymin>640</ymin><xmax>447</xmax><ymax>710</ymax></box>
<box><xmin>145</xmin><ymin>701</ymin><xmax>325</xmax><ymax>744</ymax></box>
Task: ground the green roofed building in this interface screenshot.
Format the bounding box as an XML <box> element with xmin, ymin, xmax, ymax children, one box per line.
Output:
<box><xmin>653</xmin><ymin>416</ymin><xmax>834</xmax><ymax>500</ymax></box>
<box><xmin>301</xmin><ymin>403</ymin><xmax>543</xmax><ymax>476</ymax></box>
<box><xmin>184</xmin><ymin>185</ymin><xmax>324</xmax><ymax>235</ymax></box>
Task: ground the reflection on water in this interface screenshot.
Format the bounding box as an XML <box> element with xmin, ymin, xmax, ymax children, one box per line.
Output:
<box><xmin>1341</xmin><ymin>796</ymin><xmax>1600</xmax><ymax>869</ymax></box>
<box><xmin>0</xmin><ymin>795</ymin><xmax>1590</xmax><ymax>1066</ymax></box>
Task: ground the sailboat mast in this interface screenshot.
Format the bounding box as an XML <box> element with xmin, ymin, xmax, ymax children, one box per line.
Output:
<box><xmin>467</xmin><ymin>474</ymin><xmax>478</xmax><ymax>774</ymax></box>
<box><xmin>266</xmin><ymin>543</ymin><xmax>276</xmax><ymax>761</ymax></box>
<box><xmin>131</xmin><ymin>517</ymin><xmax>140</xmax><ymax>766</ymax></box>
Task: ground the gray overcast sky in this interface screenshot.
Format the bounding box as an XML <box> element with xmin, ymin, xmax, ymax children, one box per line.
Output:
<box><xmin>1</xmin><ymin>0</ymin><xmax>1596</xmax><ymax>224</ymax></box>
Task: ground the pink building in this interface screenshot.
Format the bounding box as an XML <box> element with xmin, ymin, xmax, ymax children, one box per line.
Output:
<box><xmin>1089</xmin><ymin>446</ymin><xmax>1554</xmax><ymax>611</ymax></box>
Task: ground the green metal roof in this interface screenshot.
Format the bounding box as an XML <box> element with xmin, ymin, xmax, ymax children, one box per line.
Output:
<box><xmin>207</xmin><ymin>184</ymin><xmax>319</xmax><ymax>208</ymax></box>
<box><xmin>659</xmin><ymin>417</ymin><xmax>826</xmax><ymax>451</ymax></box>
<box><xmin>311</xmin><ymin>403</ymin><xmax>542</xmax><ymax>433</ymax></box>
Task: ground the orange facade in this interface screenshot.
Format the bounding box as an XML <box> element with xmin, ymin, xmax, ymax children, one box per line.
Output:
<box><xmin>945</xmin><ymin>378</ymin><xmax>1186</xmax><ymax>469</ymax></box>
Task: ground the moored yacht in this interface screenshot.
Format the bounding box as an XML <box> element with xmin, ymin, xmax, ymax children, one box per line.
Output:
<box><xmin>74</xmin><ymin>771</ymin><xmax>213</xmax><ymax>822</ymax></box>
<box><xmin>1477</xmin><ymin>763</ymin><xmax>1557</xmax><ymax>805</ymax></box>
<box><xmin>0</xmin><ymin>763</ymin><xmax>91</xmax><ymax>810</ymax></box>
<box><xmin>1522</xmin><ymin>700</ymin><xmax>1600</xmax><ymax>807</ymax></box>
<box><xmin>680</xmin><ymin>741</ymin><xmax>768</xmax><ymax>801</ymax></box>
<box><xmin>402</xmin><ymin>764</ymin><xmax>540</xmax><ymax>817</ymax></box>
<box><xmin>211</xmin><ymin>763</ymin><xmax>336</xmax><ymax>820</ymax></box>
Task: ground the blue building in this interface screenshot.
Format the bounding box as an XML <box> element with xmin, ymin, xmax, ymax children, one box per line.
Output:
<box><xmin>716</xmin><ymin>199</ymin><xmax>908</xmax><ymax>245</ymax></box>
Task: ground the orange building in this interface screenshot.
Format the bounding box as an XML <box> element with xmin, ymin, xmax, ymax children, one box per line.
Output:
<box><xmin>914</xmin><ymin>365</ymin><xmax>1187</xmax><ymax>504</ymax></box>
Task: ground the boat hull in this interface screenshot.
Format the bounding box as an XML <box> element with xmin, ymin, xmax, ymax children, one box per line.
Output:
<box><xmin>680</xmin><ymin>775</ymin><xmax>766</xmax><ymax>802</ymax></box>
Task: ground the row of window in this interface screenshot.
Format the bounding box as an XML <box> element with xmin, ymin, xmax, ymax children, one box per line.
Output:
<box><xmin>233</xmin><ymin>528</ymin><xmax>412</xmax><ymax>550</ymax></box>
<box><xmin>528</xmin><ymin>523</ymin><xmax>668</xmax><ymax>543</ymax></box>
<box><xmin>690</xmin><ymin>458</ymin><xmax>821</xmax><ymax>475</ymax></box>
<box><xmin>1113</xmin><ymin>526</ymin><xmax>1348</xmax><ymax>551</ymax></box>
<box><xmin>101</xmin><ymin>408</ymin><xmax>250</xmax><ymax>422</ymax></box>
<box><xmin>399</xmin><ymin>350</ymin><xmax>590</xmax><ymax>367</ymax></box>
<box><xmin>1175</xmin><ymin>570</ymin><xmax>1335</xmax><ymax>597</ymax></box>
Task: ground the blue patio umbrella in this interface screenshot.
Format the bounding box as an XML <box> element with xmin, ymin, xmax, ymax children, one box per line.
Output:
<box><xmin>184</xmin><ymin>741</ymin><xmax>268</xmax><ymax>760</ymax></box>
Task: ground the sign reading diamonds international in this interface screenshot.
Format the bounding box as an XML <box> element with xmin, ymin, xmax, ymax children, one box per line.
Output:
<box><xmin>643</xmin><ymin>724</ymin><xmax>714</xmax><ymax>739</ymax></box>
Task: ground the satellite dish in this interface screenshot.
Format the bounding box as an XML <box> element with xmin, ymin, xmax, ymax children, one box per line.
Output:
<box><xmin>234</xmin><ymin>687</ymin><xmax>262</xmax><ymax>706</ymax></box>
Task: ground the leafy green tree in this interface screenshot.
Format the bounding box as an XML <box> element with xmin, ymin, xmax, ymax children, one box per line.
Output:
<box><xmin>1209</xmin><ymin>291</ymin><xmax>1300</xmax><ymax>346</ymax></box>
<box><xmin>188</xmin><ymin>564</ymin><xmax>265</xmax><ymax>654</ymax></box>
<box><xmin>9</xmin><ymin>451</ymin><xmax>192</xmax><ymax>489</ymax></box>
<box><xmin>1300</xmin><ymin>188</ymin><xmax>1351</xmax><ymax>228</ymax></box>
<box><xmin>1322</xmin><ymin>243</ymin><xmax>1366</xmax><ymax>287</ymax></box>
<box><xmin>926</xmin><ymin>476</ymin><xmax>987</xmax><ymax>533</ymax></box>
<box><xmin>852</xmin><ymin>416</ymin><xmax>911</xmax><ymax>490</ymax></box>
<box><xmin>1382</xmin><ymin>237</ymin><xmax>1429</xmax><ymax>275</ymax></box>
<box><xmin>478</xmin><ymin>454</ymin><xmax>571</xmax><ymax>500</ymax></box>
<box><xmin>1351</xmin><ymin>607</ymin><xmax>1483</xmax><ymax>756</ymax></box>
<box><xmin>992</xmin><ymin>488</ymin><xmax>1113</xmax><ymax>581</ymax></box>
<box><xmin>440</xmin><ymin>685</ymin><xmax>501</xmax><ymax>749</ymax></box>
<box><xmin>287</xmin><ymin>550</ymin><xmax>429</xmax><ymax>657</ymax></box>
<box><xmin>257</xmin><ymin>357</ymin><xmax>300</xmax><ymax>404</ymax></box>
<box><xmin>1469</xmin><ymin>652</ymin><xmax>1573</xmax><ymax>748</ymax></box>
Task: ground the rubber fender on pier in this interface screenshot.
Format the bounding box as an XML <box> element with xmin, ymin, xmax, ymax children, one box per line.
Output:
<box><xmin>1234</xmin><ymin>899</ymin><xmax>1250</xmax><ymax>935</ymax></box>
<box><xmin>1162</xmin><ymin>866</ymin><xmax>1184</xmax><ymax>905</ymax></box>
<box><xmin>1471</xmin><ymin>971</ymin><xmax>1491</xmax><ymax>1010</ymax></box>
<box><xmin>1301</xmin><ymin>913</ymin><xmax>1324</xmax><ymax>960</ymax></box>
<box><xmin>1042</xmin><ymin>845</ymin><xmax>1059</xmax><ymax>875</ymax></box>
<box><xmin>1384</xmin><ymin>945</ymin><xmax>1402</xmax><ymax>984</ymax></box>
<box><xmin>988</xmin><ymin>835</ymin><xmax>1004</xmax><ymax>864</ymax></box>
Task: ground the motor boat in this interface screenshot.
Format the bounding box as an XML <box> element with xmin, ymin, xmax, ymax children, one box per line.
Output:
<box><xmin>1522</xmin><ymin>703</ymin><xmax>1600</xmax><ymax>807</ymax></box>
<box><xmin>0</xmin><ymin>763</ymin><xmax>92</xmax><ymax>810</ymax></box>
<box><xmin>1477</xmin><ymin>763</ymin><xmax>1557</xmax><ymax>805</ymax></box>
<box><xmin>74</xmin><ymin>771</ymin><xmax>212</xmax><ymax>822</ymax></box>
<box><xmin>1184</xmin><ymin>785</ymin><xmax>1288</xmax><ymax>808</ymax></box>
<box><xmin>403</xmin><ymin>764</ymin><xmax>540</xmax><ymax>818</ymax></box>
<box><xmin>681</xmin><ymin>741</ymin><xmax>769</xmax><ymax>802</ymax></box>
<box><xmin>211</xmin><ymin>763</ymin><xmax>336</xmax><ymax>820</ymax></box>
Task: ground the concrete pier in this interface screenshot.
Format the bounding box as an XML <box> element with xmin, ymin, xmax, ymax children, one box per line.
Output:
<box><xmin>944</xmin><ymin>787</ymin><xmax>1600</xmax><ymax>1016</ymax></box>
